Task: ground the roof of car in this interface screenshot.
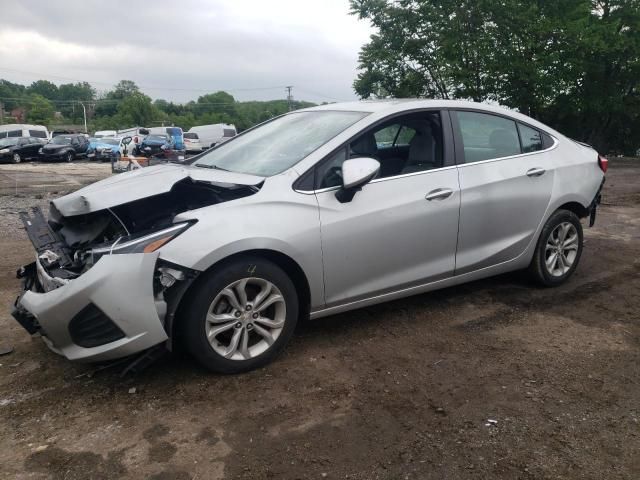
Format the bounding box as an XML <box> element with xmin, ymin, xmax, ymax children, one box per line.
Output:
<box><xmin>301</xmin><ymin>99</ymin><xmax>512</xmax><ymax>113</ymax></box>
<box><xmin>299</xmin><ymin>99</ymin><xmax>561</xmax><ymax>137</ymax></box>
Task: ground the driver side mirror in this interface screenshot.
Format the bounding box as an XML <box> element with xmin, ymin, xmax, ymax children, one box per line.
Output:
<box><xmin>122</xmin><ymin>136</ymin><xmax>132</xmax><ymax>145</ymax></box>
<box><xmin>335</xmin><ymin>157</ymin><xmax>380</xmax><ymax>203</ymax></box>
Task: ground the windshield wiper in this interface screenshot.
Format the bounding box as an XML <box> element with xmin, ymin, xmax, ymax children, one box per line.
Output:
<box><xmin>195</xmin><ymin>163</ymin><xmax>230</xmax><ymax>172</ymax></box>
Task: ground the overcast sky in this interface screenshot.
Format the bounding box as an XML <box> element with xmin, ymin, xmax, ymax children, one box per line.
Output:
<box><xmin>0</xmin><ymin>0</ymin><xmax>374</xmax><ymax>104</ymax></box>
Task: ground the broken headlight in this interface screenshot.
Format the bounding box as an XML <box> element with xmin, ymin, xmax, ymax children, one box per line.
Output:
<box><xmin>90</xmin><ymin>222</ymin><xmax>192</xmax><ymax>260</ymax></box>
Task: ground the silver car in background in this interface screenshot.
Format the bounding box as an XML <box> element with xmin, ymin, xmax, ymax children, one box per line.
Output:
<box><xmin>12</xmin><ymin>100</ymin><xmax>606</xmax><ymax>373</ymax></box>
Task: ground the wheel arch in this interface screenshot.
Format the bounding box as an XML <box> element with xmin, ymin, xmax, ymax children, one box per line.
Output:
<box><xmin>556</xmin><ymin>201</ymin><xmax>589</xmax><ymax>219</ymax></box>
<box><xmin>171</xmin><ymin>248</ymin><xmax>312</xmax><ymax>341</ymax></box>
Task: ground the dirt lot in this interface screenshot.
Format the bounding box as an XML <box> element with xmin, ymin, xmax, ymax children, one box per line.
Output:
<box><xmin>0</xmin><ymin>160</ymin><xmax>638</xmax><ymax>479</ymax></box>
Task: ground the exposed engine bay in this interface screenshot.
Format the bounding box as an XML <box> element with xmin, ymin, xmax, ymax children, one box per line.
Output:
<box><xmin>20</xmin><ymin>177</ymin><xmax>260</xmax><ymax>281</ymax></box>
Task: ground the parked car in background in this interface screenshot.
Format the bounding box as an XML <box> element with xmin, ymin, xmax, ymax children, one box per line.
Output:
<box><xmin>188</xmin><ymin>123</ymin><xmax>236</xmax><ymax>149</ymax></box>
<box><xmin>39</xmin><ymin>134</ymin><xmax>90</xmax><ymax>162</ymax></box>
<box><xmin>87</xmin><ymin>136</ymin><xmax>132</xmax><ymax>162</ymax></box>
<box><xmin>11</xmin><ymin>100</ymin><xmax>606</xmax><ymax>374</ymax></box>
<box><xmin>0</xmin><ymin>137</ymin><xmax>46</xmax><ymax>163</ymax></box>
<box><xmin>145</xmin><ymin>126</ymin><xmax>186</xmax><ymax>152</ymax></box>
<box><xmin>0</xmin><ymin>124</ymin><xmax>49</xmax><ymax>140</ymax></box>
<box><xmin>183</xmin><ymin>132</ymin><xmax>204</xmax><ymax>153</ymax></box>
<box><xmin>134</xmin><ymin>134</ymin><xmax>172</xmax><ymax>157</ymax></box>
<box><xmin>94</xmin><ymin>130</ymin><xmax>117</xmax><ymax>138</ymax></box>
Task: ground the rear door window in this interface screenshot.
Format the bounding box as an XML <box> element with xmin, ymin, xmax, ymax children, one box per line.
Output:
<box><xmin>456</xmin><ymin>111</ymin><xmax>521</xmax><ymax>163</ymax></box>
<box><xmin>8</xmin><ymin>130</ymin><xmax>21</xmax><ymax>137</ymax></box>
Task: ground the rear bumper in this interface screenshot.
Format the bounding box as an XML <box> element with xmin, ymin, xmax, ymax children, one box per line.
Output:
<box><xmin>12</xmin><ymin>252</ymin><xmax>169</xmax><ymax>362</ymax></box>
<box><xmin>185</xmin><ymin>145</ymin><xmax>204</xmax><ymax>152</ymax></box>
<box><xmin>588</xmin><ymin>177</ymin><xmax>606</xmax><ymax>227</ymax></box>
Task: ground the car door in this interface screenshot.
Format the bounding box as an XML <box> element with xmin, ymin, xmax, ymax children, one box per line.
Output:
<box><xmin>312</xmin><ymin>110</ymin><xmax>460</xmax><ymax>308</ymax></box>
<box><xmin>16</xmin><ymin>138</ymin><xmax>29</xmax><ymax>156</ymax></box>
<box><xmin>26</xmin><ymin>138</ymin><xmax>42</xmax><ymax>158</ymax></box>
<box><xmin>451</xmin><ymin>110</ymin><xmax>555</xmax><ymax>274</ymax></box>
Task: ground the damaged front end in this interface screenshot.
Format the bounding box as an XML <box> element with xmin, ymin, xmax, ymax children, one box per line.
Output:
<box><xmin>12</xmin><ymin>166</ymin><xmax>262</xmax><ymax>365</ymax></box>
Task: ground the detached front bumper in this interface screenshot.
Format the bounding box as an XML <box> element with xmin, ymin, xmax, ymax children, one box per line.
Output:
<box><xmin>12</xmin><ymin>252</ymin><xmax>169</xmax><ymax>362</ymax></box>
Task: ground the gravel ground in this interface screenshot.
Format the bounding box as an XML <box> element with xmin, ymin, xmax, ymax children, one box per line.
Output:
<box><xmin>0</xmin><ymin>162</ymin><xmax>111</xmax><ymax>238</ymax></box>
<box><xmin>0</xmin><ymin>159</ymin><xmax>638</xmax><ymax>479</ymax></box>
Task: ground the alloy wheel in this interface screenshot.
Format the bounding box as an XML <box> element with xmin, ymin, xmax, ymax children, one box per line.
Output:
<box><xmin>205</xmin><ymin>278</ymin><xmax>286</xmax><ymax>360</ymax></box>
<box><xmin>545</xmin><ymin>222</ymin><xmax>579</xmax><ymax>277</ymax></box>
<box><xmin>12</xmin><ymin>153</ymin><xmax>21</xmax><ymax>163</ymax></box>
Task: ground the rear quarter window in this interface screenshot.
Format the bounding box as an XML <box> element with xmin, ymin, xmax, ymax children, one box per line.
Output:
<box><xmin>518</xmin><ymin>123</ymin><xmax>544</xmax><ymax>153</ymax></box>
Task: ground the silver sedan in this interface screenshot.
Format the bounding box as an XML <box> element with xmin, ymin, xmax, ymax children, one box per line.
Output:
<box><xmin>12</xmin><ymin>100</ymin><xmax>606</xmax><ymax>373</ymax></box>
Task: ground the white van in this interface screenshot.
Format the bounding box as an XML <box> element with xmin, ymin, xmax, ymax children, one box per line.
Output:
<box><xmin>188</xmin><ymin>123</ymin><xmax>237</xmax><ymax>149</ymax></box>
<box><xmin>0</xmin><ymin>124</ymin><xmax>49</xmax><ymax>140</ymax></box>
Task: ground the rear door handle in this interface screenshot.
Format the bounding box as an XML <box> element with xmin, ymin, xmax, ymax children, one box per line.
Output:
<box><xmin>526</xmin><ymin>167</ymin><xmax>546</xmax><ymax>177</ymax></box>
<box><xmin>425</xmin><ymin>188</ymin><xmax>453</xmax><ymax>201</ymax></box>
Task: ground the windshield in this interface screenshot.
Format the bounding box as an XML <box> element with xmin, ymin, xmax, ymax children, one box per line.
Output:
<box><xmin>100</xmin><ymin>139</ymin><xmax>119</xmax><ymax>145</ymax></box>
<box><xmin>184</xmin><ymin>132</ymin><xmax>198</xmax><ymax>139</ymax></box>
<box><xmin>52</xmin><ymin>136</ymin><xmax>72</xmax><ymax>145</ymax></box>
<box><xmin>193</xmin><ymin>111</ymin><xmax>367</xmax><ymax>176</ymax></box>
<box><xmin>0</xmin><ymin>138</ymin><xmax>19</xmax><ymax>147</ymax></box>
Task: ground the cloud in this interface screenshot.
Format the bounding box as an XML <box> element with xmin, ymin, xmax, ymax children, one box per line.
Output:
<box><xmin>0</xmin><ymin>0</ymin><xmax>374</xmax><ymax>103</ymax></box>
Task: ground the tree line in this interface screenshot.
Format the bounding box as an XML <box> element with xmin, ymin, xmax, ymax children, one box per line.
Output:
<box><xmin>351</xmin><ymin>0</ymin><xmax>640</xmax><ymax>155</ymax></box>
<box><xmin>0</xmin><ymin>78</ymin><xmax>316</xmax><ymax>132</ymax></box>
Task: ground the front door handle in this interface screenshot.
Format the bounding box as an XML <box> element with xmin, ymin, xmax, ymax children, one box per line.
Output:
<box><xmin>425</xmin><ymin>188</ymin><xmax>453</xmax><ymax>201</ymax></box>
<box><xmin>526</xmin><ymin>167</ymin><xmax>546</xmax><ymax>177</ymax></box>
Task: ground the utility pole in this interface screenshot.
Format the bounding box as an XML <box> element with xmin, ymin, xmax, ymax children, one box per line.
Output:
<box><xmin>0</xmin><ymin>102</ymin><xmax>4</xmax><ymax>125</ymax></box>
<box><xmin>78</xmin><ymin>102</ymin><xmax>87</xmax><ymax>133</ymax></box>
<box><xmin>285</xmin><ymin>86</ymin><xmax>294</xmax><ymax>111</ymax></box>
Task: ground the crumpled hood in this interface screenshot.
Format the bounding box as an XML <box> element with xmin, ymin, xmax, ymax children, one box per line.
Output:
<box><xmin>52</xmin><ymin>164</ymin><xmax>265</xmax><ymax>217</ymax></box>
<box><xmin>92</xmin><ymin>142</ymin><xmax>119</xmax><ymax>151</ymax></box>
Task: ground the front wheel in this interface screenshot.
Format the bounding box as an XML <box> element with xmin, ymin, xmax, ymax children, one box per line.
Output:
<box><xmin>12</xmin><ymin>153</ymin><xmax>21</xmax><ymax>164</ymax></box>
<box><xmin>182</xmin><ymin>256</ymin><xmax>299</xmax><ymax>374</ymax></box>
<box><xmin>529</xmin><ymin>209</ymin><xmax>583</xmax><ymax>287</ymax></box>
<box><xmin>65</xmin><ymin>152</ymin><xmax>74</xmax><ymax>163</ymax></box>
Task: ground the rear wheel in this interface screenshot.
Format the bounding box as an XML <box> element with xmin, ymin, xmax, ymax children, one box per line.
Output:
<box><xmin>529</xmin><ymin>209</ymin><xmax>583</xmax><ymax>286</ymax></box>
<box><xmin>12</xmin><ymin>153</ymin><xmax>21</xmax><ymax>164</ymax></box>
<box><xmin>182</xmin><ymin>256</ymin><xmax>299</xmax><ymax>373</ymax></box>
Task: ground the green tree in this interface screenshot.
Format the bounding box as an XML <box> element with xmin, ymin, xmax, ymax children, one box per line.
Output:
<box><xmin>117</xmin><ymin>92</ymin><xmax>157</xmax><ymax>126</ymax></box>
<box><xmin>0</xmin><ymin>79</ymin><xmax>27</xmax><ymax>110</ymax></box>
<box><xmin>27</xmin><ymin>94</ymin><xmax>55</xmax><ymax>125</ymax></box>
<box><xmin>27</xmin><ymin>80</ymin><xmax>59</xmax><ymax>101</ymax></box>
<box><xmin>350</xmin><ymin>0</ymin><xmax>640</xmax><ymax>153</ymax></box>
<box><xmin>95</xmin><ymin>80</ymin><xmax>140</xmax><ymax>117</ymax></box>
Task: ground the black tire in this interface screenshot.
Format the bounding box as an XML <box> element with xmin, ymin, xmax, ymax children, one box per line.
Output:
<box><xmin>182</xmin><ymin>256</ymin><xmax>299</xmax><ymax>374</ymax></box>
<box><xmin>528</xmin><ymin>209</ymin><xmax>583</xmax><ymax>287</ymax></box>
<box><xmin>65</xmin><ymin>151</ymin><xmax>74</xmax><ymax>163</ymax></box>
<box><xmin>12</xmin><ymin>153</ymin><xmax>21</xmax><ymax>164</ymax></box>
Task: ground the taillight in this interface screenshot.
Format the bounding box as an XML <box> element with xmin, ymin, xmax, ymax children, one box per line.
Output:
<box><xmin>598</xmin><ymin>155</ymin><xmax>608</xmax><ymax>173</ymax></box>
